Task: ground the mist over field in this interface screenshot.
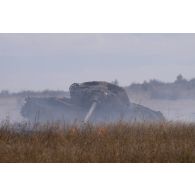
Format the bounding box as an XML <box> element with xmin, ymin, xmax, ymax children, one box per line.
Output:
<box><xmin>2</xmin><ymin>96</ymin><xmax>195</xmax><ymax>123</ymax></box>
<box><xmin>1</xmin><ymin>33</ymin><xmax>195</xmax><ymax>123</ymax></box>
<box><xmin>1</xmin><ymin>76</ymin><xmax>195</xmax><ymax>123</ymax></box>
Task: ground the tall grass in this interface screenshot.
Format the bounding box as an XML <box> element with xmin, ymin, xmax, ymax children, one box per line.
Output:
<box><xmin>0</xmin><ymin>121</ymin><xmax>194</xmax><ymax>163</ymax></box>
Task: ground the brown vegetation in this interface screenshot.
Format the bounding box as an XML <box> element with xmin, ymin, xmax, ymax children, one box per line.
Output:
<box><xmin>0</xmin><ymin>122</ymin><xmax>195</xmax><ymax>163</ymax></box>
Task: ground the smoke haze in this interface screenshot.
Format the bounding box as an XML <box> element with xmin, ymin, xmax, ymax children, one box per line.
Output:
<box><xmin>1</xmin><ymin>34</ymin><xmax>195</xmax><ymax>123</ymax></box>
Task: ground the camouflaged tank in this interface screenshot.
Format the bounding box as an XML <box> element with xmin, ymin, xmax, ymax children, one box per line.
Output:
<box><xmin>21</xmin><ymin>81</ymin><xmax>165</xmax><ymax>123</ymax></box>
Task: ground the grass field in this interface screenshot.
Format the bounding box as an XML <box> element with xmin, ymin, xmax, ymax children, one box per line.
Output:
<box><xmin>0</xmin><ymin>121</ymin><xmax>195</xmax><ymax>163</ymax></box>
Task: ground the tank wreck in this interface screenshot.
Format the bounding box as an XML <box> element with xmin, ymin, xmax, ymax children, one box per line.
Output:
<box><xmin>21</xmin><ymin>81</ymin><xmax>165</xmax><ymax>123</ymax></box>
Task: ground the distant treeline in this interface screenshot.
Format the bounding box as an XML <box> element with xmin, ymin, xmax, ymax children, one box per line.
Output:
<box><xmin>0</xmin><ymin>90</ymin><xmax>69</xmax><ymax>98</ymax></box>
<box><xmin>2</xmin><ymin>75</ymin><xmax>195</xmax><ymax>100</ymax></box>
<box><xmin>126</xmin><ymin>75</ymin><xmax>195</xmax><ymax>100</ymax></box>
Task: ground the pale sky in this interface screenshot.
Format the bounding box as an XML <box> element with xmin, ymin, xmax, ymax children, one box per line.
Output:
<box><xmin>0</xmin><ymin>33</ymin><xmax>195</xmax><ymax>92</ymax></box>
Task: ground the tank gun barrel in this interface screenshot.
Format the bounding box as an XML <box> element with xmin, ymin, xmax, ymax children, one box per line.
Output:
<box><xmin>84</xmin><ymin>101</ymin><xmax>97</xmax><ymax>123</ymax></box>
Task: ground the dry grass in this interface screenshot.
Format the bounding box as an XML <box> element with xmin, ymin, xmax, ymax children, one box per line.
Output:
<box><xmin>0</xmin><ymin>121</ymin><xmax>195</xmax><ymax>163</ymax></box>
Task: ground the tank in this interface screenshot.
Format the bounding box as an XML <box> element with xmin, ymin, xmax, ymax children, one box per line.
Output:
<box><xmin>21</xmin><ymin>81</ymin><xmax>165</xmax><ymax>123</ymax></box>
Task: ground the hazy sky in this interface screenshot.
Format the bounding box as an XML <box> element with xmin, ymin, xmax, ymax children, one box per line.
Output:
<box><xmin>1</xmin><ymin>33</ymin><xmax>195</xmax><ymax>91</ymax></box>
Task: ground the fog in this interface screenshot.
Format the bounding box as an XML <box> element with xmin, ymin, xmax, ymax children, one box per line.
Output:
<box><xmin>0</xmin><ymin>96</ymin><xmax>24</xmax><ymax>122</ymax></box>
<box><xmin>1</xmin><ymin>93</ymin><xmax>195</xmax><ymax>123</ymax></box>
<box><xmin>1</xmin><ymin>34</ymin><xmax>195</xmax><ymax>123</ymax></box>
<box><xmin>131</xmin><ymin>98</ymin><xmax>195</xmax><ymax>122</ymax></box>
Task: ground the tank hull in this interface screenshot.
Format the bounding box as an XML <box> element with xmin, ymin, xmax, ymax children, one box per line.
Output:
<box><xmin>21</xmin><ymin>97</ymin><xmax>165</xmax><ymax>123</ymax></box>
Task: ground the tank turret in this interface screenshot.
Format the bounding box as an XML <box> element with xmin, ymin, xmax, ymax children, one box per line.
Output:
<box><xmin>69</xmin><ymin>81</ymin><xmax>130</xmax><ymax>109</ymax></box>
